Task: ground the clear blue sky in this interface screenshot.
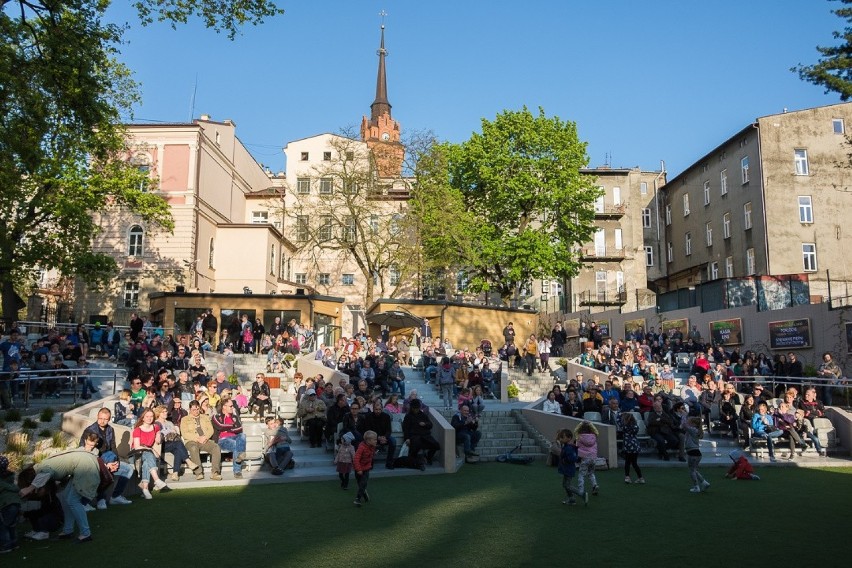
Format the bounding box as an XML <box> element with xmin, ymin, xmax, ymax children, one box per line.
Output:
<box><xmin>108</xmin><ymin>0</ymin><xmax>844</xmax><ymax>177</ymax></box>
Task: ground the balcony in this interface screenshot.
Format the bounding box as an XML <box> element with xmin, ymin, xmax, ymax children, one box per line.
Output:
<box><xmin>578</xmin><ymin>288</ymin><xmax>628</xmax><ymax>307</ymax></box>
<box><xmin>581</xmin><ymin>246</ymin><xmax>627</xmax><ymax>261</ymax></box>
<box><xmin>594</xmin><ymin>204</ymin><xmax>626</xmax><ymax>219</ymax></box>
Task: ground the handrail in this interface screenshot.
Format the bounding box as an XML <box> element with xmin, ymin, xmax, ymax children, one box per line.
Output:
<box><xmin>13</xmin><ymin>320</ymin><xmax>131</xmax><ymax>334</ymax></box>
<box><xmin>10</xmin><ymin>367</ymin><xmax>128</xmax><ymax>407</ymax></box>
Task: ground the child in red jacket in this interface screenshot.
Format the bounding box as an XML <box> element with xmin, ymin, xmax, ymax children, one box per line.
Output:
<box><xmin>354</xmin><ymin>430</ymin><xmax>377</xmax><ymax>507</ymax></box>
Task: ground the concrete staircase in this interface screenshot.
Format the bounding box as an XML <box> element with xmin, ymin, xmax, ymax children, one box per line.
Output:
<box><xmin>434</xmin><ymin>408</ymin><xmax>549</xmax><ymax>462</ymax></box>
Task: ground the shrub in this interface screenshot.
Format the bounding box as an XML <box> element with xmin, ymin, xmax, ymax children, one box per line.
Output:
<box><xmin>22</xmin><ymin>418</ymin><xmax>39</xmax><ymax>429</ymax></box>
<box><xmin>3</xmin><ymin>409</ymin><xmax>21</xmax><ymax>422</ymax></box>
<box><xmin>52</xmin><ymin>431</ymin><xmax>68</xmax><ymax>450</ymax></box>
<box><xmin>38</xmin><ymin>428</ymin><xmax>52</xmax><ymax>438</ymax></box>
<box><xmin>40</xmin><ymin>407</ymin><xmax>55</xmax><ymax>422</ymax></box>
<box><xmin>5</xmin><ymin>431</ymin><xmax>29</xmax><ymax>454</ymax></box>
<box><xmin>507</xmin><ymin>383</ymin><xmax>520</xmax><ymax>399</ymax></box>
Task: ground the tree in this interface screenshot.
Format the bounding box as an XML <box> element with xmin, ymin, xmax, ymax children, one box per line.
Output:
<box><xmin>280</xmin><ymin>133</ymin><xmax>414</xmax><ymax>308</ymax></box>
<box><xmin>0</xmin><ymin>1</ymin><xmax>283</xmax><ymax>323</ymax></box>
<box><xmin>414</xmin><ymin>107</ymin><xmax>601</xmax><ymax>304</ymax></box>
<box><xmin>793</xmin><ymin>0</ymin><xmax>852</xmax><ymax>100</ymax></box>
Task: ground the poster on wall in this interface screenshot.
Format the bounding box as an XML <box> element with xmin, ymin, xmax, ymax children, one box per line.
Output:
<box><xmin>564</xmin><ymin>318</ymin><xmax>581</xmax><ymax>338</ymax></box>
<box><xmin>709</xmin><ymin>318</ymin><xmax>743</xmax><ymax>346</ymax></box>
<box><xmin>595</xmin><ymin>319</ymin><xmax>611</xmax><ymax>338</ymax></box>
<box><xmin>768</xmin><ymin>318</ymin><xmax>811</xmax><ymax>350</ymax></box>
<box><xmin>661</xmin><ymin>318</ymin><xmax>689</xmax><ymax>339</ymax></box>
<box><xmin>623</xmin><ymin>318</ymin><xmax>646</xmax><ymax>340</ymax></box>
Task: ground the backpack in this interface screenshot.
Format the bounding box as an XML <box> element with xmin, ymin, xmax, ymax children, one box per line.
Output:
<box><xmin>438</xmin><ymin>367</ymin><xmax>455</xmax><ymax>385</ymax></box>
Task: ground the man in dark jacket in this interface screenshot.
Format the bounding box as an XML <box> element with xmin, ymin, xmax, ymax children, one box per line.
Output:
<box><xmin>551</xmin><ymin>322</ymin><xmax>567</xmax><ymax>356</ymax></box>
<box><xmin>402</xmin><ymin>399</ymin><xmax>440</xmax><ymax>465</ymax></box>
<box><xmin>451</xmin><ymin>405</ymin><xmax>481</xmax><ymax>459</ymax></box>
<box><xmin>202</xmin><ymin>310</ymin><xmax>218</xmax><ymax>343</ymax></box>
<box><xmin>646</xmin><ymin>398</ymin><xmax>683</xmax><ymax>461</ymax></box>
<box><xmin>361</xmin><ymin>400</ymin><xmax>397</xmax><ymax>469</ymax></box>
<box><xmin>80</xmin><ymin>408</ymin><xmax>134</xmax><ymax>506</ymax></box>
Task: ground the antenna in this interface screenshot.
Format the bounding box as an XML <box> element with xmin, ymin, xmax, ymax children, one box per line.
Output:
<box><xmin>188</xmin><ymin>73</ymin><xmax>198</xmax><ymax>122</ymax></box>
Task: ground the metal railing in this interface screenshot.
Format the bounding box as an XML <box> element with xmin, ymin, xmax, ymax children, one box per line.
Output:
<box><xmin>723</xmin><ymin>375</ymin><xmax>851</xmax><ymax>407</ymax></box>
<box><xmin>6</xmin><ymin>367</ymin><xmax>128</xmax><ymax>408</ymax></box>
<box><xmin>13</xmin><ymin>320</ymin><xmax>131</xmax><ymax>336</ymax></box>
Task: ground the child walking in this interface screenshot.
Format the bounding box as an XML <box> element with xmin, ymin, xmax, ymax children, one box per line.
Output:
<box><xmin>620</xmin><ymin>413</ymin><xmax>645</xmax><ymax>484</ymax></box>
<box><xmin>575</xmin><ymin>421</ymin><xmax>600</xmax><ymax>498</ymax></box>
<box><xmin>684</xmin><ymin>416</ymin><xmax>710</xmax><ymax>493</ymax></box>
<box><xmin>556</xmin><ymin>429</ymin><xmax>583</xmax><ymax>506</ymax></box>
<box><xmin>353</xmin><ymin>430</ymin><xmax>377</xmax><ymax>506</ymax></box>
<box><xmin>334</xmin><ymin>432</ymin><xmax>356</xmax><ymax>489</ymax></box>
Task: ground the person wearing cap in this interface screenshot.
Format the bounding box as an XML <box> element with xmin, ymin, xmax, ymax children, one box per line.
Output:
<box><xmin>752</xmin><ymin>383</ymin><xmax>770</xmax><ymax>404</ymax></box>
<box><xmin>19</xmin><ymin>448</ymin><xmax>100</xmax><ymax>543</ymax></box>
<box><xmin>180</xmin><ymin>400</ymin><xmax>222</xmax><ymax>481</ymax></box>
<box><xmin>297</xmin><ymin>388</ymin><xmax>327</xmax><ymax>447</ymax></box>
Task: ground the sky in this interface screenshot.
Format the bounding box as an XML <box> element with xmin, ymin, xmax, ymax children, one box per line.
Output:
<box><xmin>107</xmin><ymin>0</ymin><xmax>845</xmax><ymax>178</ymax></box>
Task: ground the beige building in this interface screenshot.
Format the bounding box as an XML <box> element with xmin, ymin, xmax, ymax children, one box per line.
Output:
<box><xmin>534</xmin><ymin>167</ymin><xmax>666</xmax><ymax>315</ymax></box>
<box><xmin>658</xmin><ymin>102</ymin><xmax>852</xmax><ymax>304</ymax></box>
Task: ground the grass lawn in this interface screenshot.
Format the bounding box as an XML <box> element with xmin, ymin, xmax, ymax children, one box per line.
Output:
<box><xmin>6</xmin><ymin>463</ymin><xmax>852</xmax><ymax>567</ymax></box>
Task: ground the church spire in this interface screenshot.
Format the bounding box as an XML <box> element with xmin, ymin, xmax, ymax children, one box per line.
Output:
<box><xmin>370</xmin><ymin>23</ymin><xmax>391</xmax><ymax>122</ymax></box>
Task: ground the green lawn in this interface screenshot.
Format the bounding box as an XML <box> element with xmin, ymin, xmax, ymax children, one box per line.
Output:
<box><xmin>6</xmin><ymin>464</ymin><xmax>852</xmax><ymax>567</ymax></box>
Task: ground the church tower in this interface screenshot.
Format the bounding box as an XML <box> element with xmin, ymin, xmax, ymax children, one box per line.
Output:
<box><xmin>360</xmin><ymin>23</ymin><xmax>404</xmax><ymax>178</ymax></box>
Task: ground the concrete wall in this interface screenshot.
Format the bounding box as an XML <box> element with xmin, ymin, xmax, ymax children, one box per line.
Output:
<box><xmin>520</xmin><ymin>405</ymin><xmax>618</xmax><ymax>467</ymax></box>
<box><xmin>826</xmin><ymin>407</ymin><xmax>852</xmax><ymax>457</ymax></box>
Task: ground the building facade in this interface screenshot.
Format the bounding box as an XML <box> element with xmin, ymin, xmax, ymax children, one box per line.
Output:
<box><xmin>658</xmin><ymin>102</ymin><xmax>852</xmax><ymax>304</ymax></box>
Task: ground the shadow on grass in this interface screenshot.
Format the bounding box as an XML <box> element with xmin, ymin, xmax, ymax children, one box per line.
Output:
<box><xmin>5</xmin><ymin>463</ymin><xmax>852</xmax><ymax>568</ymax></box>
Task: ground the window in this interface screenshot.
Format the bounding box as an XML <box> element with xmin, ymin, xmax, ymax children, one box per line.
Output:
<box><xmin>369</xmin><ymin>214</ymin><xmax>378</xmax><ymax>233</ymax></box>
<box><xmin>270</xmin><ymin>245</ymin><xmax>275</xmax><ymax>276</ymax></box>
<box><xmin>794</xmin><ymin>149</ymin><xmax>809</xmax><ymax>175</ymax></box>
<box><xmin>297</xmin><ymin>177</ymin><xmax>310</xmax><ymax>194</ymax></box>
<box><xmin>802</xmin><ymin>243</ymin><xmax>817</xmax><ymax>272</ymax></box>
<box><xmin>741</xmin><ymin>156</ymin><xmax>749</xmax><ymax>184</ymax></box>
<box><xmin>644</xmin><ymin>246</ymin><xmax>654</xmax><ymax>267</ymax></box>
<box><xmin>123</xmin><ymin>282</ymin><xmax>139</xmax><ymax>308</ymax></box>
<box><xmin>342</xmin><ymin>274</ymin><xmax>355</xmax><ymax>286</ymax></box>
<box><xmin>834</xmin><ymin>118</ymin><xmax>846</xmax><ymax>135</ymax></box>
<box><xmin>720</xmin><ymin>169</ymin><xmax>728</xmax><ymax>195</ymax></box>
<box><xmin>708</xmin><ymin>262</ymin><xmax>719</xmax><ymax>281</ymax></box>
<box><xmin>798</xmin><ymin>196</ymin><xmax>813</xmax><ymax>223</ymax></box>
<box><xmin>136</xmin><ymin>165</ymin><xmax>151</xmax><ymax>192</ymax></box>
<box><xmin>345</xmin><ymin>151</ymin><xmax>355</xmax><ymax>160</ymax></box>
<box><xmin>389</xmin><ymin>265</ymin><xmax>400</xmax><ymax>287</ymax></box>
<box><xmin>296</xmin><ymin>215</ymin><xmax>309</xmax><ymax>242</ymax></box>
<box><xmin>613</xmin><ymin>187</ymin><xmax>621</xmax><ymax>206</ymax></box>
<box><xmin>343</xmin><ymin>180</ymin><xmax>358</xmax><ymax>194</ymax></box>
<box><xmin>743</xmin><ymin>202</ymin><xmax>753</xmax><ymax>229</ymax></box>
<box><xmin>319</xmin><ymin>177</ymin><xmax>333</xmax><ymax>195</ymax></box>
<box><xmin>665</xmin><ymin>205</ymin><xmax>671</xmax><ymax>226</ymax></box>
<box><xmin>318</xmin><ymin>215</ymin><xmax>332</xmax><ymax>241</ymax></box>
<box><xmin>318</xmin><ymin>273</ymin><xmax>330</xmax><ymax>286</ymax></box>
<box><xmin>208</xmin><ymin>238</ymin><xmax>214</xmax><ymax>269</ymax></box>
<box><xmin>683</xmin><ymin>194</ymin><xmax>690</xmax><ymax>216</ymax></box>
<box><xmin>128</xmin><ymin>225</ymin><xmax>144</xmax><ymax>256</ymax></box>
<box><xmin>295</xmin><ymin>273</ymin><xmax>307</xmax><ymax>285</ymax></box>
<box><xmin>685</xmin><ymin>232</ymin><xmax>692</xmax><ymax>256</ymax></box>
<box><xmin>725</xmin><ymin>256</ymin><xmax>734</xmax><ymax>278</ymax></box>
<box><xmin>723</xmin><ymin>212</ymin><xmax>731</xmax><ymax>239</ymax></box>
<box><xmin>640</xmin><ymin>182</ymin><xmax>648</xmax><ymax>195</ymax></box>
<box><xmin>342</xmin><ymin>216</ymin><xmax>356</xmax><ymax>243</ymax></box>
<box><xmin>746</xmin><ymin>248</ymin><xmax>755</xmax><ymax>275</ymax></box>
<box><xmin>614</xmin><ymin>228</ymin><xmax>623</xmax><ymax>250</ymax></box>
<box><xmin>594</xmin><ymin>192</ymin><xmax>605</xmax><ymax>213</ymax></box>
<box><xmin>280</xmin><ymin>254</ymin><xmax>286</xmax><ymax>279</ymax></box>
<box><xmin>251</xmin><ymin>211</ymin><xmax>269</xmax><ymax>224</ymax></box>
<box><xmin>705</xmin><ymin>222</ymin><xmax>713</xmax><ymax>246</ymax></box>
<box><xmin>667</xmin><ymin>242</ymin><xmax>673</xmax><ymax>263</ymax></box>
<box><xmin>641</xmin><ymin>208</ymin><xmax>651</xmax><ymax>228</ymax></box>
<box><xmin>616</xmin><ymin>271</ymin><xmax>624</xmax><ymax>295</ymax></box>
<box><xmin>595</xmin><ymin>271</ymin><xmax>607</xmax><ymax>302</ymax></box>
<box><xmin>323</xmin><ymin>151</ymin><xmax>332</xmax><ymax>161</ymax></box>
<box><xmin>300</xmin><ymin>152</ymin><xmax>309</xmax><ymax>161</ymax></box>
<box><xmin>703</xmin><ymin>180</ymin><xmax>710</xmax><ymax>205</ymax></box>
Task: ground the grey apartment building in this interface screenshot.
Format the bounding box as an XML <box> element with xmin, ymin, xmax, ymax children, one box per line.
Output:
<box><xmin>656</xmin><ymin>102</ymin><xmax>852</xmax><ymax>304</ymax></box>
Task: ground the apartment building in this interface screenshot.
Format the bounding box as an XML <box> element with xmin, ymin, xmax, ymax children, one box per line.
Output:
<box><xmin>535</xmin><ymin>167</ymin><xmax>665</xmax><ymax>315</ymax></box>
<box><xmin>658</xmin><ymin>102</ymin><xmax>852</xmax><ymax>303</ymax></box>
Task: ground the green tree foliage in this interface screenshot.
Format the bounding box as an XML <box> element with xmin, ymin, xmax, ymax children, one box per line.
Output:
<box><xmin>0</xmin><ymin>1</ymin><xmax>283</xmax><ymax>323</ymax></box>
<box><xmin>133</xmin><ymin>0</ymin><xmax>284</xmax><ymax>40</ymax></box>
<box><xmin>793</xmin><ymin>0</ymin><xmax>852</xmax><ymax>100</ymax></box>
<box><xmin>415</xmin><ymin>107</ymin><xmax>601</xmax><ymax>303</ymax></box>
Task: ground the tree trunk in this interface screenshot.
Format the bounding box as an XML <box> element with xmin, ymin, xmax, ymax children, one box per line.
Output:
<box><xmin>1</xmin><ymin>269</ymin><xmax>21</xmax><ymax>327</ymax></box>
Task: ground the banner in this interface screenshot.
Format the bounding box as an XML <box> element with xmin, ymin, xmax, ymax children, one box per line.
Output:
<box><xmin>768</xmin><ymin>318</ymin><xmax>811</xmax><ymax>350</ymax></box>
<box><xmin>709</xmin><ymin>318</ymin><xmax>743</xmax><ymax>346</ymax></box>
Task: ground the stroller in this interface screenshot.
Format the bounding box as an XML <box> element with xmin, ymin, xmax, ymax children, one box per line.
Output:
<box><xmin>480</xmin><ymin>338</ymin><xmax>493</xmax><ymax>357</ymax></box>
